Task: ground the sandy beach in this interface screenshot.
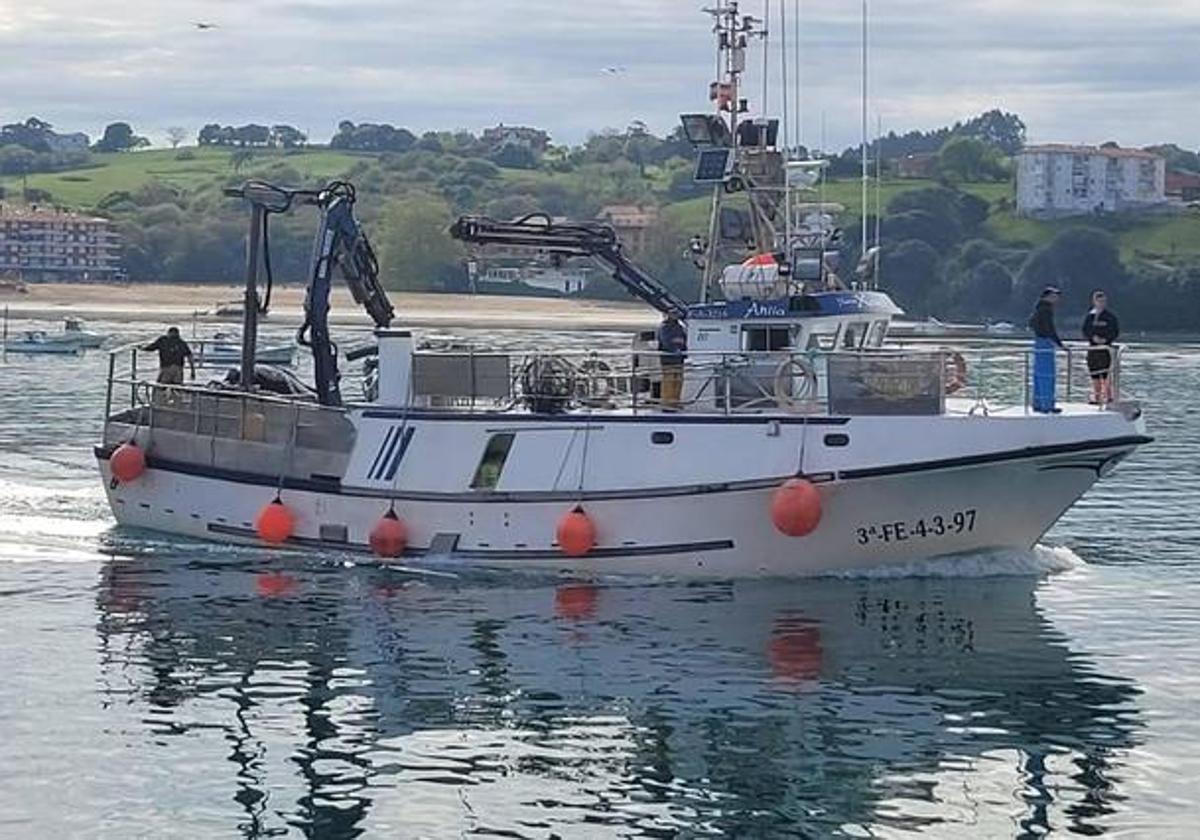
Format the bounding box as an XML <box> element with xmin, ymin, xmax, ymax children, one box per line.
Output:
<box><xmin>0</xmin><ymin>283</ymin><xmax>659</xmax><ymax>332</ymax></box>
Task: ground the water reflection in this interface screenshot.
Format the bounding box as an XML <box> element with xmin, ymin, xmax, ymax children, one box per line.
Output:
<box><xmin>94</xmin><ymin>552</ymin><xmax>1143</xmax><ymax>838</ymax></box>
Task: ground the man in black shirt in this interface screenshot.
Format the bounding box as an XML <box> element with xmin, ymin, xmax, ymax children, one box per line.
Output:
<box><xmin>1082</xmin><ymin>289</ymin><xmax>1120</xmax><ymax>405</ymax></box>
<box><xmin>657</xmin><ymin>312</ymin><xmax>687</xmax><ymax>409</ymax></box>
<box><xmin>1027</xmin><ymin>286</ymin><xmax>1063</xmax><ymax>413</ymax></box>
<box><xmin>143</xmin><ymin>326</ymin><xmax>195</xmax><ymax>385</ymax></box>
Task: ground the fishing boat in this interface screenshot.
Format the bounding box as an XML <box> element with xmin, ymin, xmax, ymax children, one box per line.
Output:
<box><xmin>193</xmin><ymin>332</ymin><xmax>295</xmax><ymax>367</ymax></box>
<box><xmin>94</xmin><ymin>6</ymin><xmax>1149</xmax><ymax>577</ymax></box>
<box><xmin>5</xmin><ymin>330</ymin><xmax>86</xmax><ymax>355</ymax></box>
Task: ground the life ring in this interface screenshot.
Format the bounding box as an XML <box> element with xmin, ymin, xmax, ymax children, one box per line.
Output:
<box><xmin>773</xmin><ymin>357</ymin><xmax>819</xmax><ymax>411</ymax></box>
<box><xmin>944</xmin><ymin>351</ymin><xmax>968</xmax><ymax>395</ymax></box>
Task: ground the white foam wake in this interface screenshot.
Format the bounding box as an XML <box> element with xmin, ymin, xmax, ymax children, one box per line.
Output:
<box><xmin>829</xmin><ymin>544</ymin><xmax>1086</xmax><ymax>580</ymax></box>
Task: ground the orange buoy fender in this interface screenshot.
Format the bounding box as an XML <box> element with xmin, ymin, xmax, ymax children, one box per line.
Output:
<box><xmin>556</xmin><ymin>506</ymin><xmax>597</xmax><ymax>557</ymax></box>
<box><xmin>110</xmin><ymin>441</ymin><xmax>146</xmax><ymax>484</ymax></box>
<box><xmin>255</xmin><ymin>498</ymin><xmax>295</xmax><ymax>544</ymax></box>
<box><xmin>770</xmin><ymin>478</ymin><xmax>822</xmax><ymax>537</ymax></box>
<box><xmin>369</xmin><ymin>509</ymin><xmax>408</xmax><ymax>558</ymax></box>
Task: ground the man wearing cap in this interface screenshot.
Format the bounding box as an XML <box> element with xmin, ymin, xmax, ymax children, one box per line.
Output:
<box><xmin>1027</xmin><ymin>286</ymin><xmax>1064</xmax><ymax>413</ymax></box>
<box><xmin>143</xmin><ymin>326</ymin><xmax>196</xmax><ymax>386</ymax></box>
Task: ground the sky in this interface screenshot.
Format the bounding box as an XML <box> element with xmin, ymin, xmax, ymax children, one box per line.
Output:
<box><xmin>1</xmin><ymin>0</ymin><xmax>1197</xmax><ymax>151</ymax></box>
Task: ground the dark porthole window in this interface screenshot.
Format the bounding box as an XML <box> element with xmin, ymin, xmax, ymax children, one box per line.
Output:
<box><xmin>823</xmin><ymin>433</ymin><xmax>850</xmax><ymax>447</ymax></box>
<box><xmin>651</xmin><ymin>431</ymin><xmax>675</xmax><ymax>445</ymax></box>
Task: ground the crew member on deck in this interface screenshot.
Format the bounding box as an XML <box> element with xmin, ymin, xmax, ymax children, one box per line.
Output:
<box><xmin>1028</xmin><ymin>286</ymin><xmax>1064</xmax><ymax>413</ymax></box>
<box><xmin>144</xmin><ymin>326</ymin><xmax>195</xmax><ymax>385</ymax></box>
<box><xmin>657</xmin><ymin>312</ymin><xmax>687</xmax><ymax>409</ymax></box>
<box><xmin>1082</xmin><ymin>289</ymin><xmax>1120</xmax><ymax>405</ymax></box>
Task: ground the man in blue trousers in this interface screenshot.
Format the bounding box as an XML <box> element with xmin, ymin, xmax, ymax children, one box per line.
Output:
<box><xmin>1028</xmin><ymin>286</ymin><xmax>1065</xmax><ymax>413</ymax></box>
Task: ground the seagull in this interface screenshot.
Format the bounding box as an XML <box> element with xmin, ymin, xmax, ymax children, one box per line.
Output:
<box><xmin>602</xmin><ymin>66</ymin><xmax>627</xmax><ymax>75</ymax></box>
<box><xmin>193</xmin><ymin>21</ymin><xmax>218</xmax><ymax>30</ymax></box>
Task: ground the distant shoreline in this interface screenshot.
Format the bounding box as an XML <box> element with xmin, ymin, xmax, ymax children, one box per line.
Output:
<box><xmin>0</xmin><ymin>283</ymin><xmax>658</xmax><ymax>332</ymax></box>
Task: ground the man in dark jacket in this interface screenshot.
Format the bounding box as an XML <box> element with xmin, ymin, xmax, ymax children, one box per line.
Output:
<box><xmin>657</xmin><ymin>312</ymin><xmax>687</xmax><ymax>408</ymax></box>
<box><xmin>1027</xmin><ymin>286</ymin><xmax>1064</xmax><ymax>413</ymax></box>
<box><xmin>143</xmin><ymin>326</ymin><xmax>195</xmax><ymax>385</ymax></box>
<box><xmin>1081</xmin><ymin>289</ymin><xmax>1120</xmax><ymax>405</ymax></box>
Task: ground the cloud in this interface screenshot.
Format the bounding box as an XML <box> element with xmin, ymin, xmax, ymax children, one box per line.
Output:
<box><xmin>0</xmin><ymin>0</ymin><xmax>1195</xmax><ymax>150</ymax></box>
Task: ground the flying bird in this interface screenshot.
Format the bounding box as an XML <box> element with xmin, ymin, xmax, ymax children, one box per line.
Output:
<box><xmin>602</xmin><ymin>66</ymin><xmax>628</xmax><ymax>75</ymax></box>
<box><xmin>193</xmin><ymin>21</ymin><xmax>218</xmax><ymax>30</ymax></box>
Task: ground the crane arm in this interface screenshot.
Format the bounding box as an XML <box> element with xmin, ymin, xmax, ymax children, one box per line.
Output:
<box><xmin>449</xmin><ymin>213</ymin><xmax>688</xmax><ymax>317</ymax></box>
<box><xmin>299</xmin><ymin>182</ymin><xmax>394</xmax><ymax>406</ymax></box>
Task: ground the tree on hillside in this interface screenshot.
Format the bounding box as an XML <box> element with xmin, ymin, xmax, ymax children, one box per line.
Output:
<box><xmin>0</xmin><ymin>145</ymin><xmax>36</xmax><ymax>175</ymax></box>
<box><xmin>880</xmin><ymin>239</ymin><xmax>941</xmax><ymax>315</ymax></box>
<box><xmin>330</xmin><ymin>122</ymin><xmax>416</xmax><ymax>153</ymax></box>
<box><xmin>962</xmin><ymin>259</ymin><xmax>1014</xmax><ymax>312</ymax></box>
<box><xmin>0</xmin><ymin>117</ymin><xmax>55</xmax><ymax>152</ymax></box>
<box><xmin>959</xmin><ymin>109</ymin><xmax>1026</xmax><ymax>156</ymax></box>
<box><xmin>198</xmin><ymin>123</ymin><xmax>227</xmax><ymax>146</ymax></box>
<box><xmin>166</xmin><ymin>127</ymin><xmax>187</xmax><ymax>149</ymax></box>
<box><xmin>233</xmin><ymin>124</ymin><xmax>271</xmax><ymax>147</ymax></box>
<box><xmin>375</xmin><ymin>193</ymin><xmax>464</xmax><ymax>291</ymax></box>
<box><xmin>937</xmin><ymin>136</ymin><xmax>1007</xmax><ymax>183</ymax></box>
<box><xmin>1015</xmin><ymin>227</ymin><xmax>1128</xmax><ymax>306</ymax></box>
<box><xmin>886</xmin><ymin>209</ymin><xmax>960</xmax><ymax>250</ymax></box>
<box><xmin>94</xmin><ymin>122</ymin><xmax>149</xmax><ymax>152</ymax></box>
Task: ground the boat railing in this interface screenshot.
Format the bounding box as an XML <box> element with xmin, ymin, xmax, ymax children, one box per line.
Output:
<box><xmin>102</xmin><ymin>341</ymin><xmax>349</xmax><ymax>452</ymax></box>
<box><xmin>103</xmin><ymin>339</ymin><xmax>1127</xmax><ymax>424</ymax></box>
<box><xmin>402</xmin><ymin>343</ymin><xmax>1127</xmax><ymax>417</ymax></box>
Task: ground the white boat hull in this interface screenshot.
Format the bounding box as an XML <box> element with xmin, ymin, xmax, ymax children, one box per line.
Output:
<box><xmin>97</xmin><ymin>411</ymin><xmax>1145</xmax><ymax>578</ymax></box>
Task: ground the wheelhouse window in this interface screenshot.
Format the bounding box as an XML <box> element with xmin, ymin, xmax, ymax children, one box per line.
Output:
<box><xmin>805</xmin><ymin>322</ymin><xmax>841</xmax><ymax>352</ymax></box>
<box><xmin>471</xmin><ymin>433</ymin><xmax>515</xmax><ymax>490</ymax></box>
<box><xmin>842</xmin><ymin>321</ymin><xmax>870</xmax><ymax>350</ymax></box>
<box><xmin>867</xmin><ymin>320</ymin><xmax>887</xmax><ymax>348</ymax></box>
<box><xmin>741</xmin><ymin>326</ymin><xmax>791</xmax><ymax>352</ymax></box>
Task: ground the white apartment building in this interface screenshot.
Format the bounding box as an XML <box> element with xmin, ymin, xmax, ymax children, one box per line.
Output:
<box><xmin>1015</xmin><ymin>144</ymin><xmax>1166</xmax><ymax>217</ymax></box>
<box><xmin>0</xmin><ymin>205</ymin><xmax>123</xmax><ymax>281</ymax></box>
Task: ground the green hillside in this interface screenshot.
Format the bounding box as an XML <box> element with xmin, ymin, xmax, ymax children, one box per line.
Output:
<box><xmin>0</xmin><ymin>147</ymin><xmax>368</xmax><ymax>207</ymax></box>
<box><xmin>5</xmin><ymin>148</ymin><xmax>1197</xmax><ymax>264</ymax></box>
<box><xmin>3</xmin><ymin>140</ymin><xmax>1198</xmax><ymax>329</ymax></box>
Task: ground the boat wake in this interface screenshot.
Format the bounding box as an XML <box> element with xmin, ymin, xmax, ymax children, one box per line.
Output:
<box><xmin>831</xmin><ymin>544</ymin><xmax>1085</xmax><ymax>580</ymax></box>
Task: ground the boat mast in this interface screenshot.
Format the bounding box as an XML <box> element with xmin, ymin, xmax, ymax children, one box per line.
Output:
<box><xmin>700</xmin><ymin>2</ymin><xmax>762</xmax><ymax>303</ymax></box>
<box><xmin>779</xmin><ymin>0</ymin><xmax>791</xmax><ymax>256</ymax></box>
<box><xmin>860</xmin><ymin>0</ymin><xmax>869</xmax><ymax>284</ymax></box>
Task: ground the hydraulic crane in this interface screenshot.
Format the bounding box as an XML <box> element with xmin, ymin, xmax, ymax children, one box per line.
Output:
<box><xmin>449</xmin><ymin>213</ymin><xmax>689</xmax><ymax>317</ymax></box>
<box><xmin>225</xmin><ymin>180</ymin><xmax>394</xmax><ymax>407</ymax></box>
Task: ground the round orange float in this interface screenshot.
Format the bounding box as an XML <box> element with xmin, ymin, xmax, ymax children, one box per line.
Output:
<box><xmin>255</xmin><ymin>497</ymin><xmax>295</xmax><ymax>544</ymax></box>
<box><xmin>770</xmin><ymin>478</ymin><xmax>822</xmax><ymax>537</ymax></box>
<box><xmin>369</xmin><ymin>508</ymin><xmax>408</xmax><ymax>558</ymax></box>
<box><xmin>109</xmin><ymin>441</ymin><xmax>146</xmax><ymax>484</ymax></box>
<box><xmin>556</xmin><ymin>506</ymin><xmax>597</xmax><ymax>557</ymax></box>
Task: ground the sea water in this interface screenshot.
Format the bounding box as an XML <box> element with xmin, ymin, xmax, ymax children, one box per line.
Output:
<box><xmin>2</xmin><ymin>319</ymin><xmax>1198</xmax><ymax>838</ymax></box>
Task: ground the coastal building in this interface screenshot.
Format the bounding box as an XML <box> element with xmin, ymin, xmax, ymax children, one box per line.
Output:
<box><xmin>481</xmin><ymin>124</ymin><xmax>550</xmax><ymax>154</ymax></box>
<box><xmin>0</xmin><ymin>205</ymin><xmax>123</xmax><ymax>281</ymax></box>
<box><xmin>895</xmin><ymin>152</ymin><xmax>938</xmax><ymax>180</ymax></box>
<box><xmin>1015</xmin><ymin>144</ymin><xmax>1166</xmax><ymax>217</ymax></box>
<box><xmin>597</xmin><ymin>204</ymin><xmax>659</xmax><ymax>253</ymax></box>
<box><xmin>1165</xmin><ymin>170</ymin><xmax>1200</xmax><ymax>204</ymax></box>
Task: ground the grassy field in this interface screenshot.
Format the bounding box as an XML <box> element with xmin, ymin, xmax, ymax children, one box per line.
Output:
<box><xmin>0</xmin><ymin>146</ymin><xmax>367</xmax><ymax>208</ymax></box>
<box><xmin>987</xmin><ymin>209</ymin><xmax>1200</xmax><ymax>259</ymax></box>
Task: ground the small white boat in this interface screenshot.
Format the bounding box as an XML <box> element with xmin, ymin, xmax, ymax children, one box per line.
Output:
<box><xmin>4</xmin><ymin>330</ymin><xmax>86</xmax><ymax>355</ymax></box>
<box><xmin>193</xmin><ymin>332</ymin><xmax>295</xmax><ymax>367</ymax></box>
<box><xmin>55</xmin><ymin>318</ymin><xmax>107</xmax><ymax>349</ymax></box>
